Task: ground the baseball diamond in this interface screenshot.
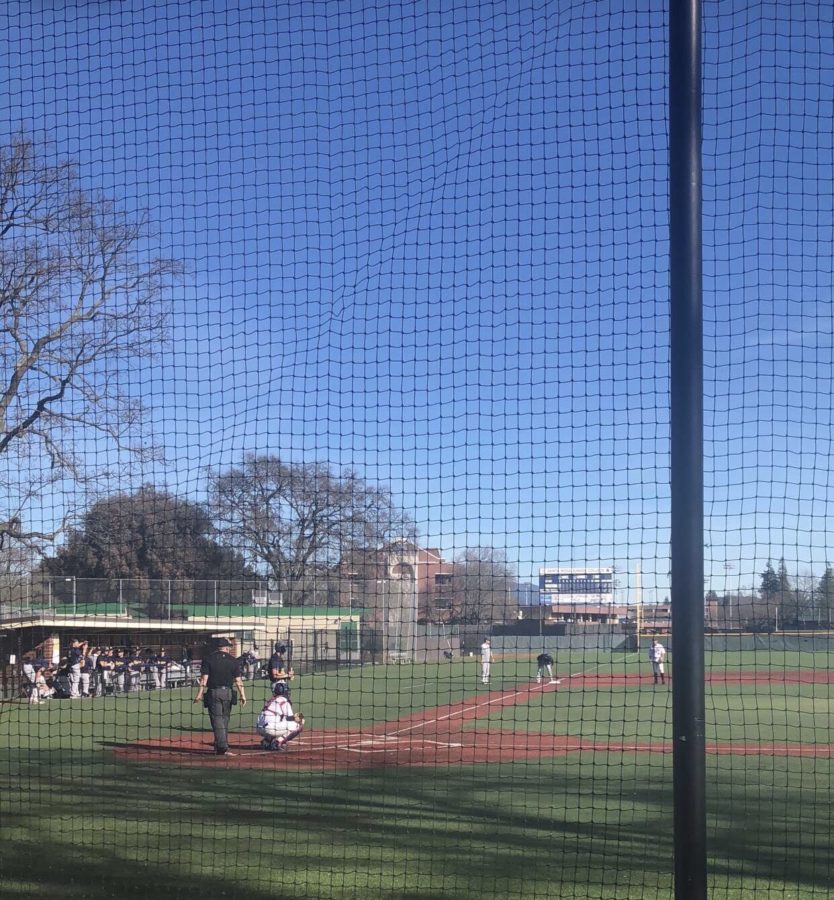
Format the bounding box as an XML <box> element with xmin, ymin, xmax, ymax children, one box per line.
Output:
<box><xmin>113</xmin><ymin>670</ymin><xmax>834</xmax><ymax>770</ymax></box>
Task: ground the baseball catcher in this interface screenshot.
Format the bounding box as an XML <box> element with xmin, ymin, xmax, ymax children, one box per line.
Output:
<box><xmin>256</xmin><ymin>681</ymin><xmax>304</xmax><ymax>751</ymax></box>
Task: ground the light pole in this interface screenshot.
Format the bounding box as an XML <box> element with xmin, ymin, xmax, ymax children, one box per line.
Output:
<box><xmin>376</xmin><ymin>579</ymin><xmax>387</xmax><ymax>662</ymax></box>
<box><xmin>346</xmin><ymin>573</ymin><xmax>359</xmax><ymax>664</ymax></box>
<box><xmin>65</xmin><ymin>576</ymin><xmax>76</xmax><ymax>614</ymax></box>
<box><xmin>410</xmin><ymin>574</ymin><xmax>418</xmax><ymax>658</ymax></box>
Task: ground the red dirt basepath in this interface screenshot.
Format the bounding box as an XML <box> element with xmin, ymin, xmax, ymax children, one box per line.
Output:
<box><xmin>112</xmin><ymin>671</ymin><xmax>832</xmax><ymax>770</ymax></box>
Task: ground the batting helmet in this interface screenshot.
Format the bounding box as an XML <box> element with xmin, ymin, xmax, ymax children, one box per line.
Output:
<box><xmin>272</xmin><ymin>681</ymin><xmax>289</xmax><ymax>697</ymax></box>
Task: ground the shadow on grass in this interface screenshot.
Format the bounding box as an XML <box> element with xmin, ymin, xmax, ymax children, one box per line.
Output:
<box><xmin>1</xmin><ymin>750</ymin><xmax>832</xmax><ymax>897</ymax></box>
<box><xmin>0</xmin><ymin>836</ymin><xmax>284</xmax><ymax>900</ymax></box>
<box><xmin>3</xmin><ymin>752</ymin><xmax>676</xmax><ymax>898</ymax></box>
<box><xmin>706</xmin><ymin>760</ymin><xmax>834</xmax><ymax>892</ymax></box>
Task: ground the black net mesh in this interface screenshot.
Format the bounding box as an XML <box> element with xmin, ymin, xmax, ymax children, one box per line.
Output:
<box><xmin>0</xmin><ymin>1</ymin><xmax>831</xmax><ymax>898</ymax></box>
<box><xmin>703</xmin><ymin>2</ymin><xmax>834</xmax><ymax>897</ymax></box>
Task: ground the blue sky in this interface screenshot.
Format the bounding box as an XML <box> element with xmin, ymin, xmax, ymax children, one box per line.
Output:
<box><xmin>0</xmin><ymin>0</ymin><xmax>832</xmax><ymax>599</ymax></box>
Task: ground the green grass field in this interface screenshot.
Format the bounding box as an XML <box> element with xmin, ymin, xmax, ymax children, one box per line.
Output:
<box><xmin>1</xmin><ymin>650</ymin><xmax>832</xmax><ymax>899</ymax></box>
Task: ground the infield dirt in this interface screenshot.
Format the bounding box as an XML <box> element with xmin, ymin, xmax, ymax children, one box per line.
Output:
<box><xmin>112</xmin><ymin>671</ymin><xmax>832</xmax><ymax>769</ymax></box>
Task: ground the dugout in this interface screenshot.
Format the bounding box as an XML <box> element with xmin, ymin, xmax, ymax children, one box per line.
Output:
<box><xmin>0</xmin><ymin>606</ymin><xmax>362</xmax><ymax>698</ymax></box>
<box><xmin>0</xmin><ymin>622</ymin><xmax>227</xmax><ymax>699</ymax></box>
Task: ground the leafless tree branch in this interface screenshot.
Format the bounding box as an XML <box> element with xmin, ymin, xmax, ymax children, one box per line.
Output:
<box><xmin>0</xmin><ymin>134</ymin><xmax>182</xmax><ymax>548</ymax></box>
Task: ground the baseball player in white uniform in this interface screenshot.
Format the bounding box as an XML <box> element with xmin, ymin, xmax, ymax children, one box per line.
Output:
<box><xmin>480</xmin><ymin>639</ymin><xmax>492</xmax><ymax>684</ymax></box>
<box><xmin>648</xmin><ymin>639</ymin><xmax>667</xmax><ymax>685</ymax></box>
<box><xmin>256</xmin><ymin>681</ymin><xmax>304</xmax><ymax>751</ymax></box>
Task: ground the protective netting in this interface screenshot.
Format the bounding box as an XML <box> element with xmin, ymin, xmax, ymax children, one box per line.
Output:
<box><xmin>0</xmin><ymin>1</ymin><xmax>830</xmax><ymax>898</ymax></box>
<box><xmin>703</xmin><ymin>3</ymin><xmax>834</xmax><ymax>898</ymax></box>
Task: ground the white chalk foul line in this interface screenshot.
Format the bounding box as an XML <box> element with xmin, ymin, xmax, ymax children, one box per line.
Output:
<box><xmin>295</xmin><ymin>664</ymin><xmax>628</xmax><ymax>751</ymax></box>
<box><xmin>386</xmin><ymin>663</ymin><xmax>623</xmax><ymax>739</ymax></box>
<box><xmin>338</xmin><ymin>737</ymin><xmax>464</xmax><ymax>754</ymax></box>
<box><xmin>386</xmin><ymin>686</ymin><xmax>538</xmax><ymax>738</ymax></box>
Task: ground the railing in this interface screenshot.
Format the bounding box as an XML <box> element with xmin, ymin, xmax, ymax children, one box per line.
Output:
<box><xmin>0</xmin><ymin>575</ymin><xmax>339</xmax><ymax>621</ymax></box>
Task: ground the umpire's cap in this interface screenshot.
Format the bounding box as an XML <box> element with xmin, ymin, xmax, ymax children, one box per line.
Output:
<box><xmin>272</xmin><ymin>681</ymin><xmax>289</xmax><ymax>696</ymax></box>
<box><xmin>214</xmin><ymin>637</ymin><xmax>233</xmax><ymax>649</ymax></box>
<box><xmin>275</xmin><ymin>642</ymin><xmax>287</xmax><ymax>654</ymax></box>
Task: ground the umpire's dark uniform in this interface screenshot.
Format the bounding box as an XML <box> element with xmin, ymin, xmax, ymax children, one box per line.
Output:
<box><xmin>195</xmin><ymin>639</ymin><xmax>246</xmax><ymax>756</ymax></box>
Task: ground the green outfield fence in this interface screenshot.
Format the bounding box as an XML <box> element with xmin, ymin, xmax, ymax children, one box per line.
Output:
<box><xmin>1</xmin><ymin>2</ymin><xmax>833</xmax><ymax>899</ymax></box>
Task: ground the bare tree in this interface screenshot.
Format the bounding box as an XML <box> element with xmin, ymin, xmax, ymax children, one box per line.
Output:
<box><xmin>0</xmin><ymin>135</ymin><xmax>180</xmax><ymax>551</ymax></box>
<box><xmin>209</xmin><ymin>454</ymin><xmax>415</xmax><ymax>602</ymax></box>
<box><xmin>794</xmin><ymin>572</ymin><xmax>819</xmax><ymax>625</ymax></box>
<box><xmin>448</xmin><ymin>547</ymin><xmax>516</xmax><ymax>626</ymax></box>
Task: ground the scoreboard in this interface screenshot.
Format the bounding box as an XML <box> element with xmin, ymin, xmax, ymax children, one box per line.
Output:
<box><xmin>539</xmin><ymin>567</ymin><xmax>614</xmax><ymax>605</ymax></box>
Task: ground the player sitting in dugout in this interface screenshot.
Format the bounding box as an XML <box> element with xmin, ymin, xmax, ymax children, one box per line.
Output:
<box><xmin>256</xmin><ymin>681</ymin><xmax>304</xmax><ymax>752</ymax></box>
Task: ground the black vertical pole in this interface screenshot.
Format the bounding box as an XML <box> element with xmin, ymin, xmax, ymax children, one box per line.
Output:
<box><xmin>669</xmin><ymin>0</ymin><xmax>706</xmax><ymax>898</ymax></box>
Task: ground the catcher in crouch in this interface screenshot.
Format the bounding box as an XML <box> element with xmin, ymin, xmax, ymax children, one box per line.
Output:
<box><xmin>256</xmin><ymin>681</ymin><xmax>304</xmax><ymax>751</ymax></box>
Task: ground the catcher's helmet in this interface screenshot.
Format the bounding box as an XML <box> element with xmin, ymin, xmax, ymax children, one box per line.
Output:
<box><xmin>272</xmin><ymin>681</ymin><xmax>289</xmax><ymax>696</ymax></box>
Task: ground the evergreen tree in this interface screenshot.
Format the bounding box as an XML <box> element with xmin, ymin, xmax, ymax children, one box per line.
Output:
<box><xmin>776</xmin><ymin>558</ymin><xmax>801</xmax><ymax>622</ymax></box>
<box><xmin>760</xmin><ymin>560</ymin><xmax>780</xmax><ymax>600</ymax></box>
<box><xmin>45</xmin><ymin>486</ymin><xmax>253</xmax><ymax>580</ymax></box>
<box><xmin>777</xmin><ymin>558</ymin><xmax>792</xmax><ymax>596</ymax></box>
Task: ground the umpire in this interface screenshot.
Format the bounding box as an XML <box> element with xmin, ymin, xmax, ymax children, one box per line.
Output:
<box><xmin>194</xmin><ymin>638</ymin><xmax>247</xmax><ymax>756</ymax></box>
